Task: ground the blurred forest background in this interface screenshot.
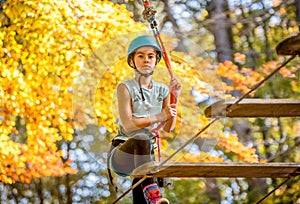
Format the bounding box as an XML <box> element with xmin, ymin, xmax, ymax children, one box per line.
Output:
<box><xmin>0</xmin><ymin>0</ymin><xmax>299</xmax><ymax>203</ymax></box>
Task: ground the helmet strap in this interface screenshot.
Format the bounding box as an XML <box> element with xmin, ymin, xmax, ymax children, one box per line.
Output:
<box><xmin>132</xmin><ymin>58</ymin><xmax>154</xmax><ymax>77</ymax></box>
<box><xmin>134</xmin><ymin>67</ymin><xmax>154</xmax><ymax>77</ymax></box>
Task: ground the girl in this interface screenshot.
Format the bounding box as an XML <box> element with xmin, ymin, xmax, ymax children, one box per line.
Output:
<box><xmin>109</xmin><ymin>35</ymin><xmax>181</xmax><ymax>204</ymax></box>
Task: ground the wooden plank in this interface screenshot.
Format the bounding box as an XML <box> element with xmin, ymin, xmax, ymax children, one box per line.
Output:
<box><xmin>204</xmin><ymin>99</ymin><xmax>300</xmax><ymax>118</ymax></box>
<box><xmin>131</xmin><ymin>162</ymin><xmax>300</xmax><ymax>178</ymax></box>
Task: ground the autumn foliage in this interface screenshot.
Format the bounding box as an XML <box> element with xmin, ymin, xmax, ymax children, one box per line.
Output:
<box><xmin>2</xmin><ymin>0</ymin><xmax>296</xmax><ymax>186</ymax></box>
<box><xmin>0</xmin><ymin>0</ymin><xmax>144</xmax><ymax>184</ymax></box>
<box><xmin>216</xmin><ymin>56</ymin><xmax>298</xmax><ymax>96</ymax></box>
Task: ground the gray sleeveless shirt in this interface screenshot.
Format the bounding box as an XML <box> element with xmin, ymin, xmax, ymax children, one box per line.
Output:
<box><xmin>118</xmin><ymin>79</ymin><xmax>169</xmax><ymax>138</ymax></box>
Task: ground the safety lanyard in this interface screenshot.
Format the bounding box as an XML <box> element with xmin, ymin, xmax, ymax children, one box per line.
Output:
<box><xmin>142</xmin><ymin>0</ymin><xmax>176</xmax><ymax>161</ymax></box>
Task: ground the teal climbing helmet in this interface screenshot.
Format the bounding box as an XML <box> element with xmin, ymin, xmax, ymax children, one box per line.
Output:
<box><xmin>127</xmin><ymin>35</ymin><xmax>162</xmax><ymax>67</ymax></box>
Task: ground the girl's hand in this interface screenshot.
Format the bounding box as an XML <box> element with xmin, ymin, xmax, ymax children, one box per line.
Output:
<box><xmin>159</xmin><ymin>104</ymin><xmax>177</xmax><ymax>121</ymax></box>
<box><xmin>169</xmin><ymin>78</ymin><xmax>182</xmax><ymax>100</ymax></box>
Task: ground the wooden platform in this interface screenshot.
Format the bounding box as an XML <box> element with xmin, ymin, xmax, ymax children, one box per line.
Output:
<box><xmin>131</xmin><ymin>162</ymin><xmax>300</xmax><ymax>178</ymax></box>
<box><xmin>204</xmin><ymin>99</ymin><xmax>300</xmax><ymax>118</ymax></box>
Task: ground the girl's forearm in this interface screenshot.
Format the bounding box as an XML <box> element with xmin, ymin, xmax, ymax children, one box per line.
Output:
<box><xmin>121</xmin><ymin>113</ymin><xmax>167</xmax><ymax>133</ymax></box>
<box><xmin>163</xmin><ymin>116</ymin><xmax>176</xmax><ymax>133</ymax></box>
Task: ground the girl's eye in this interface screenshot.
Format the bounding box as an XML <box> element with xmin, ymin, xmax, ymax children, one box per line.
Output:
<box><xmin>135</xmin><ymin>53</ymin><xmax>155</xmax><ymax>59</ymax></box>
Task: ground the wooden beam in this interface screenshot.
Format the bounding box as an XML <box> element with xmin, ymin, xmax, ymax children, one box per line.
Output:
<box><xmin>204</xmin><ymin>99</ymin><xmax>300</xmax><ymax>118</ymax></box>
<box><xmin>131</xmin><ymin>162</ymin><xmax>300</xmax><ymax>178</ymax></box>
<box><xmin>276</xmin><ymin>34</ymin><xmax>300</xmax><ymax>56</ymax></box>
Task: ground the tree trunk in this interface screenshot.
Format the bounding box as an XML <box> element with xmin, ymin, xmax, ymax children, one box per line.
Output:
<box><xmin>35</xmin><ymin>179</ymin><xmax>44</xmax><ymax>204</ymax></box>
<box><xmin>207</xmin><ymin>0</ymin><xmax>233</xmax><ymax>62</ymax></box>
<box><xmin>247</xmin><ymin>178</ymin><xmax>268</xmax><ymax>203</ymax></box>
<box><xmin>205</xmin><ymin>178</ymin><xmax>221</xmax><ymax>203</ymax></box>
<box><xmin>295</xmin><ymin>0</ymin><xmax>300</xmax><ymax>31</ymax></box>
<box><xmin>161</xmin><ymin>0</ymin><xmax>188</xmax><ymax>53</ymax></box>
<box><xmin>232</xmin><ymin>119</ymin><xmax>254</xmax><ymax>148</ymax></box>
<box><xmin>66</xmin><ymin>142</ymin><xmax>72</xmax><ymax>204</ymax></box>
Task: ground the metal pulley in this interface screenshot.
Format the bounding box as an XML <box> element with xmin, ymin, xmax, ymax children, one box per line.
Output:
<box><xmin>142</xmin><ymin>0</ymin><xmax>158</xmax><ymax>29</ymax></box>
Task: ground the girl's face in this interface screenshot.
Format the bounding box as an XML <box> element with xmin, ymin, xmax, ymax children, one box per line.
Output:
<box><xmin>131</xmin><ymin>46</ymin><xmax>157</xmax><ymax>74</ymax></box>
